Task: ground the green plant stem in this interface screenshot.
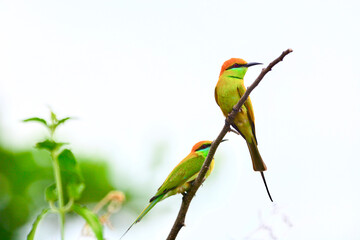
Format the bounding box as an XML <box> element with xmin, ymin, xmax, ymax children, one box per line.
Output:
<box><xmin>51</xmin><ymin>150</ymin><xmax>65</xmax><ymax>240</ymax></box>
<box><xmin>49</xmin><ymin>118</ymin><xmax>65</xmax><ymax>240</ymax></box>
<box><xmin>63</xmin><ymin>198</ymin><xmax>74</xmax><ymax>212</ymax></box>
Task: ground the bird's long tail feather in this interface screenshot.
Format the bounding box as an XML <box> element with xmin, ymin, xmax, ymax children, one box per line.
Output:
<box><xmin>260</xmin><ymin>171</ymin><xmax>273</xmax><ymax>202</ymax></box>
<box><xmin>120</xmin><ymin>195</ymin><xmax>163</xmax><ymax>239</ymax></box>
<box><xmin>246</xmin><ymin>140</ymin><xmax>266</xmax><ymax>171</ymax></box>
<box><xmin>246</xmin><ymin>140</ymin><xmax>273</xmax><ymax>202</ymax></box>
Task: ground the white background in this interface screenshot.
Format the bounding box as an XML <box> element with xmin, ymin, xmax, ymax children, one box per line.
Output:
<box><xmin>1</xmin><ymin>0</ymin><xmax>360</xmax><ymax>239</ymax></box>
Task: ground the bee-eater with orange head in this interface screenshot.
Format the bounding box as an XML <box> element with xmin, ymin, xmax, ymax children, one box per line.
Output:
<box><xmin>120</xmin><ymin>140</ymin><xmax>225</xmax><ymax>239</ymax></box>
<box><xmin>215</xmin><ymin>58</ymin><xmax>273</xmax><ymax>201</ymax></box>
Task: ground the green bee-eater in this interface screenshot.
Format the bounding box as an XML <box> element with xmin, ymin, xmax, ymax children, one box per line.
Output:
<box><xmin>121</xmin><ymin>140</ymin><xmax>223</xmax><ymax>238</ymax></box>
<box><xmin>215</xmin><ymin>58</ymin><xmax>273</xmax><ymax>201</ymax></box>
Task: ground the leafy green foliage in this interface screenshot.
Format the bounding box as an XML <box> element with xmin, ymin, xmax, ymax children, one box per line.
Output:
<box><xmin>24</xmin><ymin>111</ymin><xmax>71</xmax><ymax>137</ymax></box>
<box><xmin>72</xmin><ymin>204</ymin><xmax>103</xmax><ymax>240</ymax></box>
<box><xmin>58</xmin><ymin>149</ymin><xmax>78</xmax><ymax>172</ymax></box>
<box><xmin>26</xmin><ymin>208</ymin><xmax>50</xmax><ymax>240</ymax></box>
<box><xmin>48</xmin><ymin>112</ymin><xmax>72</xmax><ymax>134</ymax></box>
<box><xmin>0</xmin><ymin>148</ymin><xmax>51</xmax><ymax>239</ymax></box>
<box><xmin>36</xmin><ymin>140</ymin><xmax>65</xmax><ymax>151</ymax></box>
<box><xmin>67</xmin><ymin>182</ymin><xmax>85</xmax><ymax>200</ymax></box>
<box><xmin>0</xmin><ymin>145</ymin><xmax>117</xmax><ymax>240</ymax></box>
<box><xmin>0</xmin><ymin>131</ymin><xmax>152</xmax><ymax>240</ymax></box>
<box><xmin>23</xmin><ymin>117</ymin><xmax>48</xmax><ymax>126</ymax></box>
<box><xmin>57</xmin><ymin>149</ymin><xmax>85</xmax><ymax>200</ymax></box>
<box><xmin>45</xmin><ymin>184</ymin><xmax>58</xmax><ymax>202</ymax></box>
<box><xmin>57</xmin><ymin>117</ymin><xmax>71</xmax><ymax>126</ymax></box>
<box><xmin>78</xmin><ymin>160</ymin><xmax>115</xmax><ymax>203</ymax></box>
<box><xmin>22</xmin><ymin>111</ymin><xmax>104</xmax><ymax>239</ymax></box>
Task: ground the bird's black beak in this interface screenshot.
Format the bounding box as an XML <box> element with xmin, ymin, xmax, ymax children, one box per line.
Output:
<box><xmin>211</xmin><ymin>139</ymin><xmax>228</xmax><ymax>146</ymax></box>
<box><xmin>245</xmin><ymin>62</ymin><xmax>262</xmax><ymax>67</ymax></box>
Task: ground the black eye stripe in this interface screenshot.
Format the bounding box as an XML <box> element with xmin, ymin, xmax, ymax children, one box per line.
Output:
<box><xmin>196</xmin><ymin>143</ymin><xmax>211</xmax><ymax>151</ymax></box>
<box><xmin>226</xmin><ymin>63</ymin><xmax>247</xmax><ymax>70</ymax></box>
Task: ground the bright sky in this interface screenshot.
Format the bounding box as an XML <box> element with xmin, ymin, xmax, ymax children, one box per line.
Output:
<box><xmin>1</xmin><ymin>0</ymin><xmax>360</xmax><ymax>239</ymax></box>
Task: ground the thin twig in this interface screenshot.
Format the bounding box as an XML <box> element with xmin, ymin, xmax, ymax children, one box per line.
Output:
<box><xmin>166</xmin><ymin>49</ymin><xmax>293</xmax><ymax>240</ymax></box>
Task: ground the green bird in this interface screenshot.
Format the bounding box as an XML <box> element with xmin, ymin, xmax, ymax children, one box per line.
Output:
<box><xmin>120</xmin><ymin>140</ymin><xmax>223</xmax><ymax>239</ymax></box>
<box><xmin>215</xmin><ymin>58</ymin><xmax>273</xmax><ymax>201</ymax></box>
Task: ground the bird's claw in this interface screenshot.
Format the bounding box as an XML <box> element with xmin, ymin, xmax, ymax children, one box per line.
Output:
<box><xmin>228</xmin><ymin>127</ymin><xmax>240</xmax><ymax>135</ymax></box>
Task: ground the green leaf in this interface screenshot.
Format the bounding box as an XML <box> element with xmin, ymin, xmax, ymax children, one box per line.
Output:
<box><xmin>27</xmin><ymin>208</ymin><xmax>50</xmax><ymax>240</ymax></box>
<box><xmin>45</xmin><ymin>183</ymin><xmax>58</xmax><ymax>202</ymax></box>
<box><xmin>50</xmin><ymin>111</ymin><xmax>58</xmax><ymax>123</ymax></box>
<box><xmin>36</xmin><ymin>140</ymin><xmax>64</xmax><ymax>151</ymax></box>
<box><xmin>58</xmin><ymin>149</ymin><xmax>77</xmax><ymax>171</ymax></box>
<box><xmin>72</xmin><ymin>204</ymin><xmax>103</xmax><ymax>240</ymax></box>
<box><xmin>67</xmin><ymin>182</ymin><xmax>85</xmax><ymax>200</ymax></box>
<box><xmin>23</xmin><ymin>117</ymin><xmax>48</xmax><ymax>126</ymax></box>
<box><xmin>58</xmin><ymin>149</ymin><xmax>85</xmax><ymax>200</ymax></box>
<box><xmin>57</xmin><ymin>117</ymin><xmax>71</xmax><ymax>126</ymax></box>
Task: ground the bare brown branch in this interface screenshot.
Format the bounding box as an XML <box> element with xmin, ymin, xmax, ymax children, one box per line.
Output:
<box><xmin>166</xmin><ymin>49</ymin><xmax>293</xmax><ymax>240</ymax></box>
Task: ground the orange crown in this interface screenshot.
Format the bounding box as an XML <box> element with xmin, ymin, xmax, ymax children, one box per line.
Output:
<box><xmin>191</xmin><ymin>141</ymin><xmax>212</xmax><ymax>152</ymax></box>
<box><xmin>219</xmin><ymin>58</ymin><xmax>247</xmax><ymax>76</ymax></box>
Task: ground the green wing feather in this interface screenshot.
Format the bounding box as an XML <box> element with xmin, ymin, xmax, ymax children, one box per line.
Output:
<box><xmin>153</xmin><ymin>152</ymin><xmax>205</xmax><ymax>199</ymax></box>
<box><xmin>237</xmin><ymin>85</ymin><xmax>257</xmax><ymax>143</ymax></box>
<box><xmin>214</xmin><ymin>86</ymin><xmax>220</xmax><ymax>106</ymax></box>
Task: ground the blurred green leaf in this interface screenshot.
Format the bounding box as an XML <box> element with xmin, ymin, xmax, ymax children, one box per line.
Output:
<box><xmin>72</xmin><ymin>204</ymin><xmax>103</xmax><ymax>240</ymax></box>
<box><xmin>36</xmin><ymin>140</ymin><xmax>64</xmax><ymax>151</ymax></box>
<box><xmin>58</xmin><ymin>149</ymin><xmax>85</xmax><ymax>200</ymax></box>
<box><xmin>57</xmin><ymin>117</ymin><xmax>71</xmax><ymax>126</ymax></box>
<box><xmin>78</xmin><ymin>161</ymin><xmax>115</xmax><ymax>203</ymax></box>
<box><xmin>23</xmin><ymin>118</ymin><xmax>48</xmax><ymax>126</ymax></box>
<box><xmin>58</xmin><ymin>149</ymin><xmax>77</xmax><ymax>171</ymax></box>
<box><xmin>67</xmin><ymin>182</ymin><xmax>85</xmax><ymax>200</ymax></box>
<box><xmin>45</xmin><ymin>184</ymin><xmax>57</xmax><ymax>202</ymax></box>
<box><xmin>50</xmin><ymin>112</ymin><xmax>57</xmax><ymax>123</ymax></box>
<box><xmin>0</xmin><ymin>145</ymin><xmax>118</xmax><ymax>240</ymax></box>
<box><xmin>26</xmin><ymin>208</ymin><xmax>50</xmax><ymax>240</ymax></box>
